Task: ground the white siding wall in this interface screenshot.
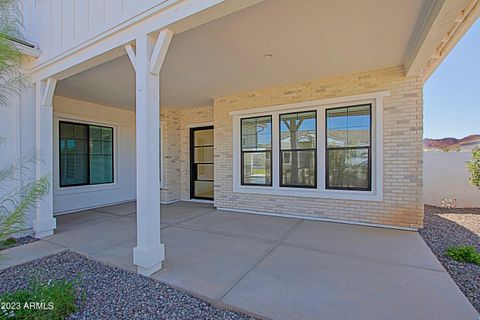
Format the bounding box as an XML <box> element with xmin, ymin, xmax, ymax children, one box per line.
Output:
<box><xmin>22</xmin><ymin>0</ymin><xmax>173</xmax><ymax>60</ymax></box>
<box><xmin>423</xmin><ymin>151</ymin><xmax>480</xmax><ymax>207</ymax></box>
<box><xmin>0</xmin><ymin>86</ymin><xmax>37</xmax><ymax>228</ymax></box>
<box><xmin>53</xmin><ymin>96</ymin><xmax>136</xmax><ymax>214</ymax></box>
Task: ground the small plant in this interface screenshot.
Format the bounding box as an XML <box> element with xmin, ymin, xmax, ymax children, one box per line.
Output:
<box><xmin>441</xmin><ymin>198</ymin><xmax>457</xmax><ymax>208</ymax></box>
<box><xmin>466</xmin><ymin>147</ymin><xmax>480</xmax><ymax>189</ymax></box>
<box><xmin>445</xmin><ymin>245</ymin><xmax>480</xmax><ymax>265</ymax></box>
<box><xmin>0</xmin><ymin>279</ymin><xmax>80</xmax><ymax>320</ymax></box>
<box><xmin>0</xmin><ymin>237</ymin><xmax>16</xmax><ymax>250</ymax></box>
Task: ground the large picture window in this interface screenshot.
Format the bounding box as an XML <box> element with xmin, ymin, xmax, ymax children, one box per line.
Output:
<box><xmin>59</xmin><ymin>121</ymin><xmax>114</xmax><ymax>187</ymax></box>
<box><xmin>241</xmin><ymin>116</ymin><xmax>272</xmax><ymax>186</ymax></box>
<box><xmin>280</xmin><ymin>111</ymin><xmax>316</xmax><ymax>188</ymax></box>
<box><xmin>326</xmin><ymin>105</ymin><xmax>371</xmax><ymax>190</ymax></box>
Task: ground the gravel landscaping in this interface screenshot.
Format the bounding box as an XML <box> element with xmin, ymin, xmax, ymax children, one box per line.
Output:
<box><xmin>420</xmin><ymin>205</ymin><xmax>480</xmax><ymax>313</ymax></box>
<box><xmin>0</xmin><ymin>235</ymin><xmax>38</xmax><ymax>251</ymax></box>
<box><xmin>0</xmin><ymin>251</ymin><xmax>256</xmax><ymax>320</ymax></box>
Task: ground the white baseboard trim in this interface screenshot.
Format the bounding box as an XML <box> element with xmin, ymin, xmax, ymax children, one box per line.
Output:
<box><xmin>216</xmin><ymin>207</ymin><xmax>417</xmax><ymax>231</ymax></box>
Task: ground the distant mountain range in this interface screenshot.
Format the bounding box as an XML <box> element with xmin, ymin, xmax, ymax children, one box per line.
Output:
<box><xmin>423</xmin><ymin>134</ymin><xmax>480</xmax><ymax>151</ymax></box>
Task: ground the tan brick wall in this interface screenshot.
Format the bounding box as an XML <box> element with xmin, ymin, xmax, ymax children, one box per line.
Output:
<box><xmin>179</xmin><ymin>106</ymin><xmax>214</xmax><ymax>200</ymax></box>
<box><xmin>213</xmin><ymin>66</ymin><xmax>424</xmax><ymax>229</ymax></box>
<box><xmin>159</xmin><ymin>106</ymin><xmax>214</xmax><ymax>202</ymax></box>
<box><xmin>160</xmin><ymin>107</ymin><xmax>181</xmax><ymax>202</ymax></box>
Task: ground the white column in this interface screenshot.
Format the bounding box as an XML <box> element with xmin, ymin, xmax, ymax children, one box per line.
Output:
<box><xmin>33</xmin><ymin>79</ymin><xmax>57</xmax><ymax>238</ymax></box>
<box><xmin>133</xmin><ymin>34</ymin><xmax>164</xmax><ymax>276</ymax></box>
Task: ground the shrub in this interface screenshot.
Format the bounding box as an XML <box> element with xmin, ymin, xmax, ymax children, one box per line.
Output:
<box><xmin>0</xmin><ymin>279</ymin><xmax>80</xmax><ymax>320</ymax></box>
<box><xmin>445</xmin><ymin>245</ymin><xmax>480</xmax><ymax>265</ymax></box>
<box><xmin>466</xmin><ymin>147</ymin><xmax>480</xmax><ymax>188</ymax></box>
<box><xmin>0</xmin><ymin>238</ymin><xmax>16</xmax><ymax>250</ymax></box>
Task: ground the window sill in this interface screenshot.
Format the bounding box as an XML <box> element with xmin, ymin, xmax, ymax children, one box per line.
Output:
<box><xmin>233</xmin><ymin>185</ymin><xmax>383</xmax><ymax>201</ymax></box>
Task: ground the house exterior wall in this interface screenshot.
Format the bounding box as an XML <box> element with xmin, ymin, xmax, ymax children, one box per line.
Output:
<box><xmin>22</xmin><ymin>0</ymin><xmax>176</xmax><ymax>62</ymax></box>
<box><xmin>213</xmin><ymin>66</ymin><xmax>424</xmax><ymax>229</ymax></box>
<box><xmin>0</xmin><ymin>85</ymin><xmax>37</xmax><ymax>229</ymax></box>
<box><xmin>159</xmin><ymin>105</ymin><xmax>214</xmax><ymax>202</ymax></box>
<box><xmin>179</xmin><ymin>106</ymin><xmax>214</xmax><ymax>200</ymax></box>
<box><xmin>53</xmin><ymin>96</ymin><xmax>136</xmax><ymax>213</ymax></box>
<box><xmin>160</xmin><ymin>107</ymin><xmax>181</xmax><ymax>203</ymax></box>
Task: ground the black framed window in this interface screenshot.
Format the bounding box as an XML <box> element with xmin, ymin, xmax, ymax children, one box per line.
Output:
<box><xmin>326</xmin><ymin>104</ymin><xmax>371</xmax><ymax>190</ymax></box>
<box><xmin>280</xmin><ymin>111</ymin><xmax>316</xmax><ymax>188</ymax></box>
<box><xmin>59</xmin><ymin>121</ymin><xmax>114</xmax><ymax>187</ymax></box>
<box><xmin>241</xmin><ymin>116</ymin><xmax>272</xmax><ymax>186</ymax></box>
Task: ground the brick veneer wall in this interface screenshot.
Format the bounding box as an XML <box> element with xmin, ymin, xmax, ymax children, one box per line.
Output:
<box><xmin>160</xmin><ymin>107</ymin><xmax>181</xmax><ymax>202</ymax></box>
<box><xmin>159</xmin><ymin>106</ymin><xmax>214</xmax><ymax>202</ymax></box>
<box><xmin>213</xmin><ymin>66</ymin><xmax>424</xmax><ymax>229</ymax></box>
<box><xmin>179</xmin><ymin>106</ymin><xmax>214</xmax><ymax>200</ymax></box>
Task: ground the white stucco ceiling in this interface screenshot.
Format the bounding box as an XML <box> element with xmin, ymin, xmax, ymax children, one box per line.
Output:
<box><xmin>55</xmin><ymin>0</ymin><xmax>432</xmax><ymax>109</ymax></box>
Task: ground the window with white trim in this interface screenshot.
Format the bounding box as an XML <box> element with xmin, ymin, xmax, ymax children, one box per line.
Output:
<box><xmin>59</xmin><ymin>121</ymin><xmax>114</xmax><ymax>187</ymax></box>
<box><xmin>241</xmin><ymin>116</ymin><xmax>272</xmax><ymax>186</ymax></box>
<box><xmin>231</xmin><ymin>92</ymin><xmax>386</xmax><ymax>201</ymax></box>
<box><xmin>326</xmin><ymin>104</ymin><xmax>371</xmax><ymax>190</ymax></box>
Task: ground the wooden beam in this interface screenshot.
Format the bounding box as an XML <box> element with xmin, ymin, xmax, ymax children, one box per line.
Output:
<box><xmin>149</xmin><ymin>29</ymin><xmax>174</xmax><ymax>75</ymax></box>
<box><xmin>41</xmin><ymin>78</ymin><xmax>57</xmax><ymax>107</ymax></box>
<box><xmin>124</xmin><ymin>44</ymin><xmax>137</xmax><ymax>72</ymax></box>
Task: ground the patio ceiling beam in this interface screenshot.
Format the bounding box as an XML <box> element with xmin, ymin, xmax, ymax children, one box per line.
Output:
<box><xmin>33</xmin><ymin>78</ymin><xmax>57</xmax><ymax>238</ymax></box>
<box><xmin>405</xmin><ymin>0</ymin><xmax>479</xmax><ymax>80</ymax></box>
<box><xmin>150</xmin><ymin>29</ymin><xmax>174</xmax><ymax>75</ymax></box>
<box><xmin>124</xmin><ymin>44</ymin><xmax>137</xmax><ymax>72</ymax></box>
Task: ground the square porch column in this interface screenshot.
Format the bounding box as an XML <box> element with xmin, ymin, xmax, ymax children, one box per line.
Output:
<box><xmin>33</xmin><ymin>79</ymin><xmax>57</xmax><ymax>238</ymax></box>
<box><xmin>132</xmin><ymin>30</ymin><xmax>173</xmax><ymax>276</ymax></box>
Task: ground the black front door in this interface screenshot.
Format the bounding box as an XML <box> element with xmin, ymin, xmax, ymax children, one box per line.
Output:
<box><xmin>190</xmin><ymin>126</ymin><xmax>214</xmax><ymax>200</ymax></box>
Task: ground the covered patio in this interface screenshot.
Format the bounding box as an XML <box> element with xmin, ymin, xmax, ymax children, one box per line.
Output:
<box><xmin>35</xmin><ymin>202</ymin><xmax>477</xmax><ymax>320</ymax></box>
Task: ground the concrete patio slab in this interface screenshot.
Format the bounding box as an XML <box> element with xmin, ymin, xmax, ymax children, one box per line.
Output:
<box><xmin>92</xmin><ymin>201</ymin><xmax>136</xmax><ymax>216</ymax></box>
<box><xmin>90</xmin><ymin>239</ymin><xmax>136</xmax><ymax>272</ymax></box>
<box><xmin>222</xmin><ymin>244</ymin><xmax>479</xmax><ymax>320</ymax></box>
<box><xmin>46</xmin><ymin>215</ymin><xmax>136</xmax><ymax>255</ymax></box>
<box><xmin>181</xmin><ymin>210</ymin><xmax>298</xmax><ymax>242</ymax></box>
<box><xmin>151</xmin><ymin>226</ymin><xmax>274</xmax><ymax>300</ymax></box>
<box><xmin>160</xmin><ymin>204</ymin><xmax>214</xmax><ymax>225</ymax></box>
<box><xmin>0</xmin><ymin>241</ymin><xmax>65</xmax><ymax>270</ymax></box>
<box><xmin>16</xmin><ymin>202</ymin><xmax>476</xmax><ymax>320</ymax></box>
<box><xmin>284</xmin><ymin>220</ymin><xmax>445</xmax><ymax>271</ymax></box>
<box><xmin>56</xmin><ymin>210</ymin><xmax>117</xmax><ymax>232</ymax></box>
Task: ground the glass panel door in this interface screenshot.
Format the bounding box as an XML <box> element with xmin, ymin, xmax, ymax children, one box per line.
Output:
<box><xmin>190</xmin><ymin>126</ymin><xmax>214</xmax><ymax>200</ymax></box>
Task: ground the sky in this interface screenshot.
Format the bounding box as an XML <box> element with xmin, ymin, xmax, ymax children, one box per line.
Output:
<box><xmin>423</xmin><ymin>19</ymin><xmax>480</xmax><ymax>139</ymax></box>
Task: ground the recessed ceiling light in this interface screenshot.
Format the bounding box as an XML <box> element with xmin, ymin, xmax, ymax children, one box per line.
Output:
<box><xmin>263</xmin><ymin>53</ymin><xmax>274</xmax><ymax>60</ymax></box>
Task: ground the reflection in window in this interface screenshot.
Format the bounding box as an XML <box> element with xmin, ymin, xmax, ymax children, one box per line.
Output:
<box><xmin>280</xmin><ymin>111</ymin><xmax>316</xmax><ymax>188</ymax></box>
<box><xmin>59</xmin><ymin>122</ymin><xmax>113</xmax><ymax>187</ymax></box>
<box><xmin>241</xmin><ymin>116</ymin><xmax>272</xmax><ymax>186</ymax></box>
<box><xmin>326</xmin><ymin>105</ymin><xmax>371</xmax><ymax>190</ymax></box>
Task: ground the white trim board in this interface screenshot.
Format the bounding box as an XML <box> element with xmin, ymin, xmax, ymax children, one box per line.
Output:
<box><xmin>217</xmin><ymin>207</ymin><xmax>417</xmax><ymax>232</ymax></box>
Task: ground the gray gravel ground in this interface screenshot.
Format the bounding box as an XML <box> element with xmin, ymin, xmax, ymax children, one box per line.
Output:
<box><xmin>0</xmin><ymin>235</ymin><xmax>37</xmax><ymax>251</ymax></box>
<box><xmin>419</xmin><ymin>205</ymin><xmax>480</xmax><ymax>313</ymax></box>
<box><xmin>0</xmin><ymin>251</ymin><xmax>256</xmax><ymax>320</ymax></box>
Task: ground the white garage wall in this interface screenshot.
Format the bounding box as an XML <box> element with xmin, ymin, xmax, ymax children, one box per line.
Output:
<box><xmin>423</xmin><ymin>151</ymin><xmax>480</xmax><ymax>208</ymax></box>
<box><xmin>53</xmin><ymin>96</ymin><xmax>136</xmax><ymax>214</ymax></box>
